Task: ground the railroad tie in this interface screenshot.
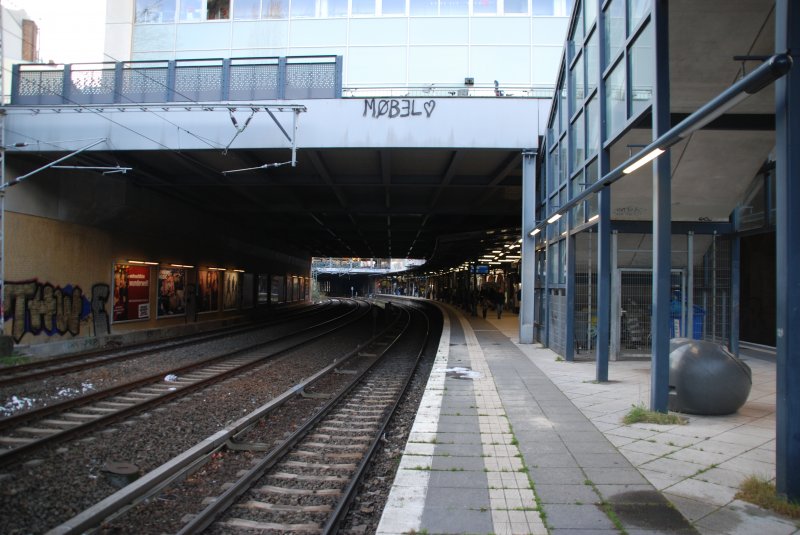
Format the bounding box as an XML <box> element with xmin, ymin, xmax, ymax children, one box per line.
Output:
<box><xmin>224</xmin><ymin>518</ymin><xmax>321</xmax><ymax>533</ymax></box>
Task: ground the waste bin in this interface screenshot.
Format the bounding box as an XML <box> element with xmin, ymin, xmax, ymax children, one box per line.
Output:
<box><xmin>670</xmin><ymin>304</ymin><xmax>705</xmax><ymax>339</ymax></box>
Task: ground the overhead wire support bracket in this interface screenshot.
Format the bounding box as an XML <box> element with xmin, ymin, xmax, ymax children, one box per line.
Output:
<box><xmin>0</xmin><ymin>138</ymin><xmax>107</xmax><ymax>190</ymax></box>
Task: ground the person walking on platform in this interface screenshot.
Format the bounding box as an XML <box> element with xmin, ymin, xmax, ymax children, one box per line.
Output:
<box><xmin>493</xmin><ymin>287</ymin><xmax>505</xmax><ymax>319</ymax></box>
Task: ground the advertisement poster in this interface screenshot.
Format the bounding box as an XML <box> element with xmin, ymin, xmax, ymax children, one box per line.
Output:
<box><xmin>157</xmin><ymin>268</ymin><xmax>186</xmax><ymax>317</ymax></box>
<box><xmin>199</xmin><ymin>270</ymin><xmax>219</xmax><ymax>313</ymax></box>
<box><xmin>113</xmin><ymin>264</ymin><xmax>151</xmax><ymax>322</ymax></box>
<box><xmin>224</xmin><ymin>271</ymin><xmax>241</xmax><ymax>310</ymax></box>
<box><xmin>242</xmin><ymin>273</ymin><xmax>254</xmax><ymax>309</ymax></box>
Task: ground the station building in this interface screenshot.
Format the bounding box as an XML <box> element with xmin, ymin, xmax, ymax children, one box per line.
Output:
<box><xmin>1</xmin><ymin>0</ymin><xmax>797</xmax><ymax>499</ymax></box>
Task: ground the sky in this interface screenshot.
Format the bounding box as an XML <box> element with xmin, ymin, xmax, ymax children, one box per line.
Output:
<box><xmin>11</xmin><ymin>0</ymin><xmax>108</xmax><ymax>63</ymax></box>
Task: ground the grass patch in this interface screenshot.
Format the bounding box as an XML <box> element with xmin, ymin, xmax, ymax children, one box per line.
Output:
<box><xmin>735</xmin><ymin>476</ymin><xmax>800</xmax><ymax>519</ymax></box>
<box><xmin>622</xmin><ymin>404</ymin><xmax>687</xmax><ymax>425</ymax></box>
<box><xmin>0</xmin><ymin>354</ymin><xmax>30</xmax><ymax>366</ymax></box>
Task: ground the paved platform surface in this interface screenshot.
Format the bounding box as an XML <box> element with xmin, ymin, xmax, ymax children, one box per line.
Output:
<box><xmin>377</xmin><ymin>300</ymin><xmax>798</xmax><ymax>535</ymax></box>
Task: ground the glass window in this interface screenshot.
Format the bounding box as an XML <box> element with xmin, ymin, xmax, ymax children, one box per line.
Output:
<box><xmin>549</xmin><ymin>145</ymin><xmax>559</xmax><ymax>193</ymax></box>
<box><xmin>560</xmin><ymin>239</ymin><xmax>567</xmax><ymax>284</ymax></box>
<box><xmin>291</xmin><ymin>0</ymin><xmax>317</xmax><ymax>16</ymax></box>
<box><xmin>233</xmin><ymin>0</ymin><xmax>260</xmax><ymax>18</ymax></box>
<box><xmin>504</xmin><ymin>0</ymin><xmax>528</xmax><ymax>14</ymax></box>
<box><xmin>586</xmin><ymin>94</ymin><xmax>599</xmax><ymax>159</ymax></box>
<box><xmin>559</xmin><ymin>87</ymin><xmax>568</xmax><ymax>134</ymax></box>
<box><xmin>552</xmin><ymin>101</ymin><xmax>561</xmax><ymax>136</ymax></box>
<box><xmin>383</xmin><ymin>0</ymin><xmax>407</xmax><ymax>14</ymax></box>
<box><xmin>629</xmin><ymin>0</ymin><xmax>648</xmax><ymax>33</ymax></box>
<box><xmin>603</xmin><ymin>0</ymin><xmax>624</xmax><ymax>68</ymax></box>
<box><xmin>571</xmin><ymin>172</ymin><xmax>585</xmax><ymax>225</ymax></box>
<box><xmin>441</xmin><ymin>0</ymin><xmax>468</xmax><ymax>15</ymax></box>
<box><xmin>474</xmin><ymin>0</ymin><xmax>498</xmax><ymax>15</ymax></box>
<box><xmin>327</xmin><ymin>0</ymin><xmax>349</xmax><ymax>15</ymax></box>
<box><xmin>570</xmin><ymin>50</ymin><xmax>584</xmax><ymax>111</ymax></box>
<box><xmin>571</xmin><ymin>0</ymin><xmax>583</xmax><ymax>43</ymax></box>
<box><xmin>586</xmin><ymin>156</ymin><xmax>598</xmax><ymax>184</ymax></box>
<box><xmin>136</xmin><ymin>0</ymin><xmax>176</xmax><ymax>22</ymax></box>
<box><xmin>629</xmin><ymin>22</ymin><xmax>653</xmax><ymax>117</ymax></box>
<box><xmin>207</xmin><ymin>0</ymin><xmax>230</xmax><ymax>18</ymax></box>
<box><xmin>548</xmin><ymin>242</ymin><xmax>557</xmax><ymax>280</ymax></box>
<box><xmin>584</xmin><ymin>0</ymin><xmax>596</xmax><ymax>29</ymax></box>
<box><xmin>180</xmin><ymin>0</ymin><xmax>204</xmax><ymax>20</ymax></box>
<box><xmin>353</xmin><ymin>0</ymin><xmax>376</xmax><ymax>14</ymax></box>
<box><xmin>605</xmin><ymin>59</ymin><xmax>626</xmax><ymax>139</ymax></box>
<box><xmin>585</xmin><ymin>28</ymin><xmax>598</xmax><ymax>94</ymax></box>
<box><xmin>262</xmin><ymin>0</ymin><xmax>288</xmax><ymax>17</ymax></box>
<box><xmin>532</xmin><ymin>0</ymin><xmax>554</xmax><ymax>15</ymax></box>
<box><xmin>559</xmin><ymin>142</ymin><xmax>567</xmax><ymax>184</ymax></box>
<box><xmin>410</xmin><ymin>0</ymin><xmax>438</xmax><ymax>14</ymax></box>
<box><xmin>571</xmin><ymin>110</ymin><xmax>584</xmax><ymax>171</ymax></box>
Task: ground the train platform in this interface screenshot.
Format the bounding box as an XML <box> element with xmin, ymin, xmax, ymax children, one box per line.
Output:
<box><xmin>377</xmin><ymin>301</ymin><xmax>796</xmax><ymax>535</ymax></box>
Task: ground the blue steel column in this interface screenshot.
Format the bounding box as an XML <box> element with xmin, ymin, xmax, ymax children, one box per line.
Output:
<box><xmin>565</xmin><ymin>228</ymin><xmax>576</xmax><ymax>361</ymax></box>
<box><xmin>520</xmin><ymin>150</ymin><xmax>537</xmax><ymax>343</ymax></box>
<box><xmin>650</xmin><ymin>0</ymin><xmax>671</xmax><ymax>412</ymax></box>
<box><xmin>730</xmin><ymin>214</ymin><xmax>741</xmax><ymax>356</ymax></box>
<box><xmin>595</xmin><ymin>0</ymin><xmax>610</xmax><ymax>381</ymax></box>
<box><xmin>775</xmin><ymin>0</ymin><xmax>800</xmax><ymax>501</ymax></box>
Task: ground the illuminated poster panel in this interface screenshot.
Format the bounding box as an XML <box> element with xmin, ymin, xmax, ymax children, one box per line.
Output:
<box><xmin>224</xmin><ymin>271</ymin><xmax>241</xmax><ymax>310</ymax></box>
<box><xmin>113</xmin><ymin>264</ymin><xmax>151</xmax><ymax>322</ymax></box>
<box><xmin>199</xmin><ymin>269</ymin><xmax>219</xmax><ymax>312</ymax></box>
<box><xmin>157</xmin><ymin>268</ymin><xmax>187</xmax><ymax>317</ymax></box>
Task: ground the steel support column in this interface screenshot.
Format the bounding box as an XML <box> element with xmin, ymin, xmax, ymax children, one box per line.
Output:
<box><xmin>687</xmin><ymin>232</ymin><xmax>694</xmax><ymax>339</ymax></box>
<box><xmin>730</xmin><ymin>221</ymin><xmax>741</xmax><ymax>356</ymax></box>
<box><xmin>520</xmin><ymin>151</ymin><xmax>537</xmax><ymax>343</ymax></box>
<box><xmin>565</xmin><ymin>229</ymin><xmax>576</xmax><ymax>361</ymax></box>
<box><xmin>650</xmin><ymin>0</ymin><xmax>671</xmax><ymax>412</ymax></box>
<box><xmin>595</xmin><ymin>0</ymin><xmax>611</xmax><ymax>381</ymax></box>
<box><xmin>775</xmin><ymin>0</ymin><xmax>800</xmax><ymax>501</ymax></box>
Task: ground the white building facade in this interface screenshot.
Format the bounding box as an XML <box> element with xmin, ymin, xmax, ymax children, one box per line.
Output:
<box><xmin>105</xmin><ymin>0</ymin><xmax>572</xmax><ymax>94</ymax></box>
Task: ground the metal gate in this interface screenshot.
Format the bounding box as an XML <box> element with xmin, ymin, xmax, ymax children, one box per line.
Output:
<box><xmin>613</xmin><ymin>269</ymin><xmax>684</xmax><ymax>358</ymax></box>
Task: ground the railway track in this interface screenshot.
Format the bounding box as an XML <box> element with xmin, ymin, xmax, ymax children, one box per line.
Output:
<box><xmin>44</xmin><ymin>299</ymin><xmax>432</xmax><ymax>535</ymax></box>
<box><xmin>0</xmin><ymin>300</ymin><xmax>368</xmax><ymax>468</ymax></box>
<box><xmin>0</xmin><ymin>301</ymin><xmax>335</xmax><ymax>389</ymax></box>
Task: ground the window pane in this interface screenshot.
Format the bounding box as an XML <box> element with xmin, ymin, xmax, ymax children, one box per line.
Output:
<box><xmin>291</xmin><ymin>0</ymin><xmax>317</xmax><ymax>16</ymax></box>
<box><xmin>603</xmin><ymin>0</ymin><xmax>624</xmax><ymax>67</ymax></box>
<box><xmin>262</xmin><ymin>0</ymin><xmax>288</xmax><ymax>18</ymax></box>
<box><xmin>383</xmin><ymin>0</ymin><xmax>406</xmax><ymax>14</ymax></box>
<box><xmin>585</xmin><ymin>28</ymin><xmax>598</xmax><ymax>93</ymax></box>
<box><xmin>605</xmin><ymin>60</ymin><xmax>625</xmax><ymax>139</ymax></box>
<box><xmin>559</xmin><ymin>142</ymin><xmax>567</xmax><ymax>184</ymax></box>
<box><xmin>353</xmin><ymin>0</ymin><xmax>376</xmax><ymax>14</ymax></box>
<box><xmin>560</xmin><ymin>87</ymin><xmax>568</xmax><ymax>134</ymax></box>
<box><xmin>584</xmin><ymin>0</ymin><xmax>596</xmax><ymax>29</ymax></box>
<box><xmin>233</xmin><ymin>0</ymin><xmax>260</xmax><ymax>19</ymax></box>
<box><xmin>629</xmin><ymin>22</ymin><xmax>653</xmax><ymax>117</ymax></box>
<box><xmin>629</xmin><ymin>0</ymin><xmax>648</xmax><ymax>33</ymax></box>
<box><xmin>586</xmin><ymin>156</ymin><xmax>598</xmax><ymax>184</ymax></box>
<box><xmin>571</xmin><ymin>171</ymin><xmax>585</xmax><ymax>225</ymax></box>
<box><xmin>532</xmin><ymin>0</ymin><xmax>553</xmax><ymax>15</ymax></box>
<box><xmin>505</xmin><ymin>0</ymin><xmax>528</xmax><ymax>14</ymax></box>
<box><xmin>410</xmin><ymin>0</ymin><xmax>437</xmax><ymax>14</ymax></box>
<box><xmin>552</xmin><ymin>100</ymin><xmax>561</xmax><ymax>136</ymax></box>
<box><xmin>180</xmin><ymin>0</ymin><xmax>204</xmax><ymax>20</ymax></box>
<box><xmin>549</xmin><ymin>144</ymin><xmax>559</xmax><ymax>193</ymax></box>
<box><xmin>474</xmin><ymin>0</ymin><xmax>498</xmax><ymax>15</ymax></box>
<box><xmin>441</xmin><ymin>0</ymin><xmax>468</xmax><ymax>15</ymax></box>
<box><xmin>207</xmin><ymin>0</ymin><xmax>230</xmax><ymax>19</ymax></box>
<box><xmin>136</xmin><ymin>0</ymin><xmax>176</xmax><ymax>22</ymax></box>
<box><xmin>570</xmin><ymin>50</ymin><xmax>584</xmax><ymax>112</ymax></box>
<box><xmin>328</xmin><ymin>0</ymin><xmax>349</xmax><ymax>15</ymax></box>
<box><xmin>571</xmin><ymin>0</ymin><xmax>583</xmax><ymax>42</ymax></box>
<box><xmin>571</xmin><ymin>110</ymin><xmax>585</xmax><ymax>171</ymax></box>
<box><xmin>586</xmin><ymin>94</ymin><xmax>599</xmax><ymax>159</ymax></box>
<box><xmin>560</xmin><ymin>238</ymin><xmax>567</xmax><ymax>284</ymax></box>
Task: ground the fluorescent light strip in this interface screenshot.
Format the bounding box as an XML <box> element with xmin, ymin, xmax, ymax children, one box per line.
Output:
<box><xmin>530</xmin><ymin>228</ymin><xmax>541</xmax><ymax>236</ymax></box>
<box><xmin>623</xmin><ymin>148</ymin><xmax>665</xmax><ymax>174</ymax></box>
<box><xmin>588</xmin><ymin>214</ymin><xmax>600</xmax><ymax>223</ymax></box>
<box><xmin>547</xmin><ymin>213</ymin><xmax>562</xmax><ymax>224</ymax></box>
<box><xmin>128</xmin><ymin>260</ymin><xmax>158</xmax><ymax>265</ymax></box>
<box><xmin>170</xmin><ymin>264</ymin><xmax>195</xmax><ymax>269</ymax></box>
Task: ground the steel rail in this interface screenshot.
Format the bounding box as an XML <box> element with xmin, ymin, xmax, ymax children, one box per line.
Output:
<box><xmin>0</xmin><ymin>301</ymin><xmax>368</xmax><ymax>468</ymax></box>
<box><xmin>46</xmin><ymin>302</ymin><xmax>403</xmax><ymax>535</ymax></box>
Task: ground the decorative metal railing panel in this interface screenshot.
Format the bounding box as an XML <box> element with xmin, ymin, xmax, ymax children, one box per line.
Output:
<box><xmin>10</xmin><ymin>56</ymin><xmax>342</xmax><ymax>105</ymax></box>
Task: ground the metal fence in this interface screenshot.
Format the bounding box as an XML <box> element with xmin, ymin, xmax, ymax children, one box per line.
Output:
<box><xmin>10</xmin><ymin>56</ymin><xmax>344</xmax><ymax>106</ymax></box>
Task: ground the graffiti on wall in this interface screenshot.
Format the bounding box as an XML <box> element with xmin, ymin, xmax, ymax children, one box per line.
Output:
<box><xmin>363</xmin><ymin>99</ymin><xmax>436</xmax><ymax>119</ymax></box>
<box><xmin>91</xmin><ymin>283</ymin><xmax>111</xmax><ymax>336</ymax></box>
<box><xmin>3</xmin><ymin>280</ymin><xmax>92</xmax><ymax>343</ymax></box>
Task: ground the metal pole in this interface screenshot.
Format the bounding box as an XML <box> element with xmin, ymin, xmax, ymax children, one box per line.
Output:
<box><xmin>650</xmin><ymin>0</ymin><xmax>671</xmax><ymax>412</ymax></box>
<box><xmin>775</xmin><ymin>0</ymin><xmax>800</xmax><ymax>501</ymax></box>
<box><xmin>595</xmin><ymin>0</ymin><xmax>611</xmax><ymax>381</ymax></box>
<box><xmin>520</xmin><ymin>150</ymin><xmax>537</xmax><ymax>343</ymax></box>
<box><xmin>687</xmin><ymin>232</ymin><xmax>694</xmax><ymax>338</ymax></box>
<box><xmin>565</xmin><ymin>229</ymin><xmax>576</xmax><ymax>361</ymax></box>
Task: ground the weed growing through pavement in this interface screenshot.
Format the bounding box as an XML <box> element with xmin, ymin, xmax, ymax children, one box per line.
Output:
<box><xmin>735</xmin><ymin>476</ymin><xmax>800</xmax><ymax>519</ymax></box>
<box><xmin>622</xmin><ymin>404</ymin><xmax>687</xmax><ymax>425</ymax></box>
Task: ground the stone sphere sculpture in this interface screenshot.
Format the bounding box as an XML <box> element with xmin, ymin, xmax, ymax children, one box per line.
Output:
<box><xmin>668</xmin><ymin>340</ymin><xmax>752</xmax><ymax>415</ymax></box>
